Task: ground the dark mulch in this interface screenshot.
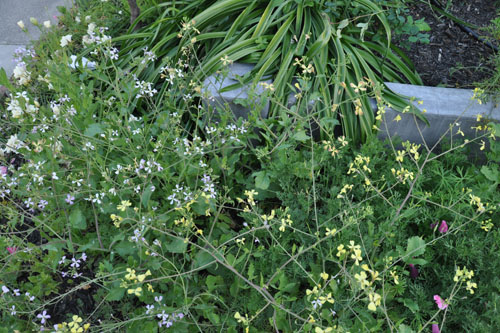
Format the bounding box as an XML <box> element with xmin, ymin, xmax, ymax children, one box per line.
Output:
<box><xmin>396</xmin><ymin>0</ymin><xmax>499</xmax><ymax>88</ymax></box>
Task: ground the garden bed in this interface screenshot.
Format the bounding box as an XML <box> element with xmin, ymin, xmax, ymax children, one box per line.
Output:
<box><xmin>397</xmin><ymin>0</ymin><xmax>499</xmax><ymax>88</ymax></box>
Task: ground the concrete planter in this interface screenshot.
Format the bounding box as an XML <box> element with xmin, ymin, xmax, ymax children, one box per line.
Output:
<box><xmin>203</xmin><ymin>63</ymin><xmax>500</xmax><ymax>146</ymax></box>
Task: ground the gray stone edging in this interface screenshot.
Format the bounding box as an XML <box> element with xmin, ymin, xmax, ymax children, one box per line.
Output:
<box><xmin>203</xmin><ymin>63</ymin><xmax>500</xmax><ymax>147</ymax></box>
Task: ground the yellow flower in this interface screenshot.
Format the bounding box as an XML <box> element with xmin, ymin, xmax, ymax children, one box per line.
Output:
<box><xmin>466</xmin><ymin>281</ymin><xmax>477</xmax><ymax>294</ymax></box>
<box><xmin>117</xmin><ymin>200</ymin><xmax>131</xmax><ymax>211</ymax></box>
<box><xmin>336</xmin><ymin>244</ymin><xmax>346</xmax><ymax>258</ymax></box>
<box><xmin>83</xmin><ymin>323</ymin><xmax>90</xmax><ymax>331</ymax></box>
<box><xmin>355</xmin><ymin>271</ymin><xmax>370</xmax><ymax>289</ymax></box>
<box><xmin>315</xmin><ymin>327</ymin><xmax>334</xmax><ymax>333</ymax></box>
<box><xmin>319</xmin><ymin>292</ymin><xmax>334</xmax><ymax>304</ymax></box>
<box><xmin>220</xmin><ymin>55</ymin><xmax>233</xmax><ymax>66</ymax></box>
<box><xmin>127</xmin><ymin>287</ymin><xmax>142</xmax><ymax>296</ymax></box>
<box><xmin>396</xmin><ymin>150</ymin><xmax>405</xmax><ymax>163</ymax></box>
<box><xmin>390</xmin><ymin>270</ymin><xmax>399</xmax><ymax>285</ymax></box>
<box><xmin>125</xmin><ymin>268</ymin><xmax>137</xmax><ymax>281</ymax></box>
<box><xmin>393</xmin><ymin>114</ymin><xmax>402</xmax><ymax>122</ymax></box>
<box><xmin>325</xmin><ymin>228</ymin><xmax>336</xmax><ymax>237</ymax></box>
<box><xmin>137</xmin><ymin>270</ymin><xmax>151</xmax><ymax>282</ymax></box>
<box><xmin>147</xmin><ymin>283</ymin><xmax>154</xmax><ymax>292</ymax></box>
<box><xmin>367</xmin><ymin>291</ymin><xmax>381</xmax><ymax>311</ymax></box>
<box><xmin>306</xmin><ymin>286</ymin><xmax>319</xmax><ymax>295</ymax></box>
<box><xmin>320</xmin><ymin>272</ymin><xmax>329</xmax><ymax>281</ymax></box>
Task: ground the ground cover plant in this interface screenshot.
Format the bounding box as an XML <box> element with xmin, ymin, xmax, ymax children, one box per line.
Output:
<box><xmin>0</xmin><ymin>0</ymin><xmax>499</xmax><ymax>332</ymax></box>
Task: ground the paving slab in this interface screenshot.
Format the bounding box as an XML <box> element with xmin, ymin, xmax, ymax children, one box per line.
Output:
<box><xmin>0</xmin><ymin>0</ymin><xmax>68</xmax><ymax>76</ymax></box>
<box><xmin>0</xmin><ymin>45</ymin><xmax>22</xmax><ymax>77</ymax></box>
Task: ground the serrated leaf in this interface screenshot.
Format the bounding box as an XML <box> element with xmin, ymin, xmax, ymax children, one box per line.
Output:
<box><xmin>165</xmin><ymin>237</ymin><xmax>187</xmax><ymax>253</ymax></box>
<box><xmin>403</xmin><ymin>298</ymin><xmax>420</xmax><ymax>313</ymax></box>
<box><xmin>415</xmin><ymin>19</ymin><xmax>431</xmax><ymax>31</ymax></box>
<box><xmin>293</xmin><ymin>130</ymin><xmax>309</xmax><ymax>142</ymax></box>
<box><xmin>84</xmin><ymin>123</ymin><xmax>104</xmax><ymax>138</ymax></box>
<box><xmin>114</xmin><ymin>241</ymin><xmax>135</xmax><ymax>258</ymax></box>
<box><xmin>254</xmin><ymin>171</ymin><xmax>270</xmax><ymax>190</ymax></box>
<box><xmin>480</xmin><ymin>165</ymin><xmax>499</xmax><ymax>182</ymax></box>
<box><xmin>69</xmin><ymin>208</ymin><xmax>87</xmax><ymax>230</ymax></box>
<box><xmin>398</xmin><ymin>324</ymin><xmax>416</xmax><ymax>333</ymax></box>
<box><xmin>106</xmin><ymin>287</ymin><xmax>125</xmax><ymax>301</ymax></box>
<box><xmin>405</xmin><ymin>236</ymin><xmax>426</xmax><ymax>259</ymax></box>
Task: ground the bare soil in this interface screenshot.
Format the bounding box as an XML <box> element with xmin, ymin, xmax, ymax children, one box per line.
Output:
<box><xmin>397</xmin><ymin>0</ymin><xmax>499</xmax><ymax>88</ymax></box>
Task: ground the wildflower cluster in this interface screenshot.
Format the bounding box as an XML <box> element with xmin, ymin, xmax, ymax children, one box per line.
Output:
<box><xmin>454</xmin><ymin>266</ymin><xmax>477</xmax><ymax>294</ymax></box>
<box><xmin>58</xmin><ymin>252</ymin><xmax>88</xmax><ymax>279</ymax></box>
<box><xmin>322</xmin><ymin>135</ymin><xmax>348</xmax><ymax>158</ymax></box>
<box><xmin>120</xmin><ymin>267</ymin><xmax>152</xmax><ymax>297</ymax></box>
<box><xmin>53</xmin><ymin>315</ymin><xmax>91</xmax><ymax>332</ymax></box>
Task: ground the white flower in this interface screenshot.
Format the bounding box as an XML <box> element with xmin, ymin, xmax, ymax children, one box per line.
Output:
<box><xmin>60</xmin><ymin>34</ymin><xmax>72</xmax><ymax>47</ymax></box>
<box><xmin>2</xmin><ymin>285</ymin><xmax>9</xmax><ymax>294</ymax></box>
<box><xmin>37</xmin><ymin>310</ymin><xmax>51</xmax><ymax>324</ymax></box>
<box><xmin>17</xmin><ymin>20</ymin><xmax>25</xmax><ymax>29</ymax></box>
<box><xmin>5</xmin><ymin>134</ymin><xmax>24</xmax><ymax>154</ymax></box>
<box><xmin>87</xmin><ymin>22</ymin><xmax>96</xmax><ymax>35</ymax></box>
<box><xmin>13</xmin><ymin>64</ymin><xmax>31</xmax><ymax>85</ymax></box>
<box><xmin>43</xmin><ymin>20</ymin><xmax>51</xmax><ymax>28</ymax></box>
<box><xmin>69</xmin><ymin>55</ymin><xmax>96</xmax><ymax>70</ymax></box>
<box><xmin>75</xmin><ymin>16</ymin><xmax>81</xmax><ymax>23</ymax></box>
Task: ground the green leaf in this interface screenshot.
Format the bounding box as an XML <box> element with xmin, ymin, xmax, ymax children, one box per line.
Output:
<box><xmin>405</xmin><ymin>236</ymin><xmax>426</xmax><ymax>259</ymax></box>
<box><xmin>193</xmin><ymin>251</ymin><xmax>217</xmax><ymax>270</ymax></box>
<box><xmin>398</xmin><ymin>324</ymin><xmax>416</xmax><ymax>333</ymax></box>
<box><xmin>114</xmin><ymin>241</ymin><xmax>136</xmax><ymax>258</ymax></box>
<box><xmin>292</xmin><ymin>130</ymin><xmax>309</xmax><ymax>142</ymax></box>
<box><xmin>403</xmin><ymin>298</ymin><xmax>420</xmax><ymax>313</ymax></box>
<box><xmin>480</xmin><ymin>165</ymin><xmax>500</xmax><ymax>182</ymax></box>
<box><xmin>254</xmin><ymin>171</ymin><xmax>270</xmax><ymax>190</ymax></box>
<box><xmin>415</xmin><ymin>19</ymin><xmax>431</xmax><ymax>31</ymax></box>
<box><xmin>69</xmin><ymin>208</ymin><xmax>87</xmax><ymax>230</ymax></box>
<box><xmin>0</xmin><ymin>68</ymin><xmax>14</xmax><ymax>91</ymax></box>
<box><xmin>406</xmin><ymin>258</ymin><xmax>427</xmax><ymax>265</ymax></box>
<box><xmin>165</xmin><ymin>237</ymin><xmax>188</xmax><ymax>253</ymax></box>
<box><xmin>84</xmin><ymin>123</ymin><xmax>104</xmax><ymax>138</ymax></box>
<box><xmin>106</xmin><ymin>287</ymin><xmax>125</xmax><ymax>301</ymax></box>
<box><xmin>141</xmin><ymin>185</ymin><xmax>153</xmax><ymax>208</ymax></box>
<box><xmin>206</xmin><ymin>275</ymin><xmax>224</xmax><ymax>292</ymax></box>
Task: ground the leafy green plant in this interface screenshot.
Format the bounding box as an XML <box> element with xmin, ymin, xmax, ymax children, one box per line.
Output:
<box><xmin>1</xmin><ymin>1</ymin><xmax>499</xmax><ymax>332</ymax></box>
<box><xmin>113</xmin><ymin>0</ymin><xmax>424</xmax><ymax>143</ymax></box>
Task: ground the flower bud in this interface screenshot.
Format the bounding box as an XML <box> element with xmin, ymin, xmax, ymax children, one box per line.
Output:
<box><xmin>17</xmin><ymin>20</ymin><xmax>25</xmax><ymax>29</ymax></box>
<box><xmin>30</xmin><ymin>17</ymin><xmax>39</xmax><ymax>26</ymax></box>
<box><xmin>409</xmin><ymin>264</ymin><xmax>419</xmax><ymax>279</ymax></box>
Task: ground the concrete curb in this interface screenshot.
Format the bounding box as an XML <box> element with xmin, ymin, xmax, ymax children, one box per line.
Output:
<box><xmin>379</xmin><ymin>83</ymin><xmax>500</xmax><ymax>147</ymax></box>
<box><xmin>202</xmin><ymin>63</ymin><xmax>500</xmax><ymax>147</ymax></box>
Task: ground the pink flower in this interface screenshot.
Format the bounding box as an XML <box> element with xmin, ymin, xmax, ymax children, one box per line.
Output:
<box><xmin>431</xmin><ymin>220</ymin><xmax>448</xmax><ymax>233</ymax></box>
<box><xmin>409</xmin><ymin>264</ymin><xmax>419</xmax><ymax>279</ymax></box>
<box><xmin>433</xmin><ymin>295</ymin><xmax>448</xmax><ymax>310</ymax></box>
<box><xmin>438</xmin><ymin>220</ymin><xmax>448</xmax><ymax>233</ymax></box>
<box><xmin>432</xmin><ymin>324</ymin><xmax>440</xmax><ymax>333</ymax></box>
<box><xmin>0</xmin><ymin>166</ymin><xmax>6</xmax><ymax>175</ymax></box>
<box><xmin>7</xmin><ymin>247</ymin><xmax>17</xmax><ymax>254</ymax></box>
